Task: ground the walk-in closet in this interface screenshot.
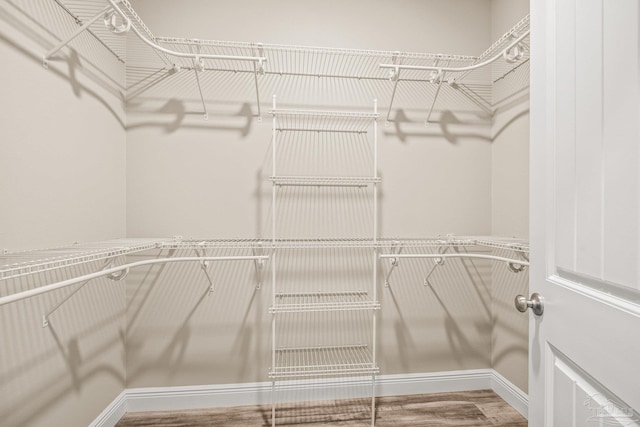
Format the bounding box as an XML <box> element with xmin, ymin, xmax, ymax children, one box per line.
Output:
<box><xmin>2</xmin><ymin>0</ymin><xmax>639</xmax><ymax>426</ymax></box>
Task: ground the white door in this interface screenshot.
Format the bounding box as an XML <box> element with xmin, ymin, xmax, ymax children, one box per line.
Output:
<box><xmin>529</xmin><ymin>0</ymin><xmax>640</xmax><ymax>426</ymax></box>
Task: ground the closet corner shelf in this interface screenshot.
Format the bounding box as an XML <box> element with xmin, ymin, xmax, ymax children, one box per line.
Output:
<box><xmin>270</xmin><ymin>176</ymin><xmax>381</xmax><ymax>188</ymax></box>
<box><xmin>473</xmin><ymin>237</ymin><xmax>529</xmax><ymax>253</ymax></box>
<box><xmin>270</xmin><ymin>291</ymin><xmax>380</xmax><ymax>313</ymax></box>
<box><xmin>0</xmin><ymin>238</ymin><xmax>166</xmax><ymax>281</ymax></box>
<box><xmin>269</xmin><ymin>345</ymin><xmax>379</xmax><ymax>379</ymax></box>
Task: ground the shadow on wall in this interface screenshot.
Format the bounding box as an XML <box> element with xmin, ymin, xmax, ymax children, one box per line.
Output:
<box><xmin>377</xmin><ymin>245</ymin><xmax>494</xmax><ymax>373</ymax></box>
<box><xmin>125</xmin><ymin>98</ymin><xmax>255</xmax><ymax>135</ymax></box>
<box><xmin>0</xmin><ymin>1</ymin><xmax>126</xmax><ymax>128</ymax></box>
<box><xmin>125</xmin><ymin>248</ymin><xmax>268</xmax><ymax>387</ymax></box>
<box><xmin>389</xmin><ymin>109</ymin><xmax>492</xmax><ymax>144</ymax></box>
<box><xmin>0</xmin><ymin>262</ymin><xmax>126</xmax><ymax>427</ymax></box>
<box><xmin>491</xmin><ymin>247</ymin><xmax>529</xmax><ymax>391</ymax></box>
<box><xmin>125</xmin><ymin>58</ymin><xmax>494</xmax><ymax>138</ymax></box>
<box><xmin>124</xmin><ymin>247</ymin><xmax>377</xmax><ymax>390</ymax></box>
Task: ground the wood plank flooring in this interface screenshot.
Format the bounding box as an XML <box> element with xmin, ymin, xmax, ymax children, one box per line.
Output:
<box><xmin>116</xmin><ymin>389</ymin><xmax>527</xmax><ymax>426</ymax></box>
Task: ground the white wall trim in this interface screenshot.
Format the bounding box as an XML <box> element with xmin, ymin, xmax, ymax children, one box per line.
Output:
<box><xmin>89</xmin><ymin>390</ymin><xmax>127</xmax><ymax>427</ymax></box>
<box><xmin>94</xmin><ymin>370</ymin><xmax>528</xmax><ymax>426</ymax></box>
<box><xmin>490</xmin><ymin>370</ymin><xmax>528</xmax><ymax>418</ymax></box>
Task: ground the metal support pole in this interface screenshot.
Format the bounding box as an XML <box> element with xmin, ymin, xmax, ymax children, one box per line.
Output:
<box><xmin>190</xmin><ymin>44</ymin><xmax>209</xmax><ymax>120</ymax></box>
<box><xmin>371</xmin><ymin>98</ymin><xmax>378</xmax><ymax>427</ymax></box>
<box><xmin>271</xmin><ymin>94</ymin><xmax>277</xmax><ymax>427</ymax></box>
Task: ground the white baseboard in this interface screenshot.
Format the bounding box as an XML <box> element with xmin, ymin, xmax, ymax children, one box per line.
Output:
<box><xmin>95</xmin><ymin>369</ymin><xmax>528</xmax><ymax>426</ymax></box>
<box><xmin>490</xmin><ymin>370</ymin><xmax>528</xmax><ymax>418</ymax></box>
<box><xmin>89</xmin><ymin>390</ymin><xmax>127</xmax><ymax>427</ymax></box>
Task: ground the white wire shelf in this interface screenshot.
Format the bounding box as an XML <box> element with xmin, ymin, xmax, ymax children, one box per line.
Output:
<box><xmin>50</xmin><ymin>0</ymin><xmax>127</xmax><ymax>63</ymax></box>
<box><xmin>0</xmin><ymin>238</ymin><xmax>166</xmax><ymax>281</ymax></box>
<box><xmin>0</xmin><ymin>236</ymin><xmax>528</xmax><ymax>282</ymax></box>
<box><xmin>157</xmin><ymin>237</ymin><xmax>529</xmax><ymax>252</ymax></box>
<box><xmin>270</xmin><ymin>176</ymin><xmax>381</xmax><ymax>188</ymax></box>
<box><xmin>471</xmin><ymin>14</ymin><xmax>530</xmax><ymax>84</ymax></box>
<box><xmin>473</xmin><ymin>238</ymin><xmax>529</xmax><ymax>253</ymax></box>
<box><xmin>271</xmin><ymin>109</ymin><xmax>378</xmax><ymax>133</ymax></box>
<box><xmin>158</xmin><ymin>239</ymin><xmax>268</xmax><ymax>250</ymax></box>
<box><xmin>154</xmin><ymin>37</ymin><xmax>477</xmax><ymax>81</ymax></box>
<box><xmin>270</xmin><ymin>291</ymin><xmax>380</xmax><ymax>313</ymax></box>
<box><xmin>269</xmin><ymin>345</ymin><xmax>379</xmax><ymax>378</ymax></box>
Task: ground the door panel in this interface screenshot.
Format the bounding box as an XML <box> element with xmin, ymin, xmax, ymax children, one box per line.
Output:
<box><xmin>574</xmin><ymin>0</ymin><xmax>604</xmax><ymax>279</ymax></box>
<box><xmin>554</xmin><ymin>0</ymin><xmax>639</xmax><ymax>288</ymax></box>
<box><xmin>601</xmin><ymin>0</ymin><xmax>639</xmax><ymax>288</ymax></box>
<box><xmin>530</xmin><ymin>0</ymin><xmax>640</xmax><ymax>425</ymax></box>
<box><xmin>548</xmin><ymin>344</ymin><xmax>640</xmax><ymax>427</ymax></box>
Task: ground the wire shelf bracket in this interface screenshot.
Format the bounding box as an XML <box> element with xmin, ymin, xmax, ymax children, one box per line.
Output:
<box><xmin>42</xmin><ymin>5</ymin><xmax>114</xmax><ymax>69</ymax></box>
<box><xmin>383</xmin><ymin>240</ymin><xmax>402</xmax><ymax>287</ymax></box>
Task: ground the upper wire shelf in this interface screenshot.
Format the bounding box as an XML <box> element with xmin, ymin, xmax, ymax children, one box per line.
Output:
<box><xmin>0</xmin><ymin>238</ymin><xmax>166</xmax><ymax>281</ymax></box>
<box><xmin>48</xmin><ymin>0</ymin><xmax>127</xmax><ymax>63</ymax></box>
<box><xmin>155</xmin><ymin>37</ymin><xmax>477</xmax><ymax>81</ymax></box>
<box><xmin>463</xmin><ymin>14</ymin><xmax>530</xmax><ymax>85</ymax></box>
<box><xmin>42</xmin><ymin>1</ymin><xmax>528</xmax><ymax>123</ymax></box>
<box><xmin>473</xmin><ymin>238</ymin><xmax>529</xmax><ymax>253</ymax></box>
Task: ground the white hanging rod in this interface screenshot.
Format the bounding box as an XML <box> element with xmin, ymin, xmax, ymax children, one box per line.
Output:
<box><xmin>379</xmin><ymin>253</ymin><xmax>529</xmax><ymax>266</ymax></box>
<box><xmin>0</xmin><ymin>255</ymin><xmax>269</xmax><ymax>307</ymax></box>
<box><xmin>379</xmin><ymin>30</ymin><xmax>530</xmax><ymax>75</ymax></box>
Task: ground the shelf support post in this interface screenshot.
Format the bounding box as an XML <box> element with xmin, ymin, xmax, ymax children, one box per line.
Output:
<box><xmin>425</xmin><ymin>70</ymin><xmax>446</xmax><ymax>127</ymax></box>
<box><xmin>252</xmin><ymin>241</ymin><xmax>265</xmax><ymax>289</ymax></box>
<box><xmin>253</xmin><ymin>43</ymin><xmax>265</xmax><ymax>122</ymax></box>
<box><xmin>383</xmin><ymin>241</ymin><xmax>402</xmax><ymax>287</ymax></box>
<box><xmin>384</xmin><ymin>52</ymin><xmax>402</xmax><ymax>127</ymax></box>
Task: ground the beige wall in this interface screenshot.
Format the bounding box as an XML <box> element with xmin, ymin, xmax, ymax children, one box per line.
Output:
<box><xmin>125</xmin><ymin>0</ymin><xmax>494</xmax><ymax>239</ymax></box>
<box><xmin>0</xmin><ymin>1</ymin><xmax>127</xmax><ymax>426</ymax></box>
<box><xmin>0</xmin><ymin>1</ymin><xmax>532</xmax><ymax>424</ymax></box>
<box><xmin>124</xmin><ymin>0</ymin><xmax>497</xmax><ymax>389</ymax></box>
<box><xmin>490</xmin><ymin>0</ymin><xmax>530</xmax><ymax>393</ymax></box>
<box><xmin>0</xmin><ymin>2</ymin><xmax>127</xmax><ymax>251</ymax></box>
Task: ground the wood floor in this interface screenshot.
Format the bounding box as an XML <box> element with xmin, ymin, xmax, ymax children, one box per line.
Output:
<box><xmin>116</xmin><ymin>389</ymin><xmax>527</xmax><ymax>426</ymax></box>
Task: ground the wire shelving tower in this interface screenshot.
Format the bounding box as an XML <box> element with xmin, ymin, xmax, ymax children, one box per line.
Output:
<box><xmin>269</xmin><ymin>96</ymin><xmax>381</xmax><ymax>426</ymax></box>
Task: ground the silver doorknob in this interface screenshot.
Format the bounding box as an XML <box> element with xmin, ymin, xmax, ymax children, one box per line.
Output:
<box><xmin>514</xmin><ymin>293</ymin><xmax>544</xmax><ymax>316</ymax></box>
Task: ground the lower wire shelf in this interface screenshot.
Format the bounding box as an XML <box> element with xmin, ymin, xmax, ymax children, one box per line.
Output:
<box><xmin>270</xmin><ymin>291</ymin><xmax>380</xmax><ymax>313</ymax></box>
<box><xmin>269</xmin><ymin>345</ymin><xmax>379</xmax><ymax>379</ymax></box>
